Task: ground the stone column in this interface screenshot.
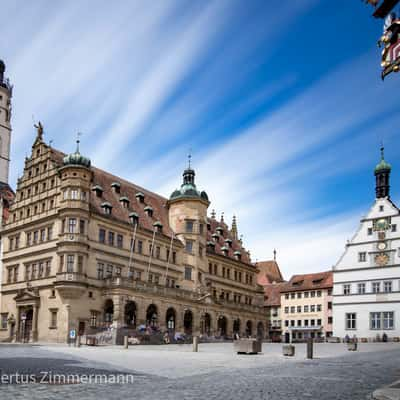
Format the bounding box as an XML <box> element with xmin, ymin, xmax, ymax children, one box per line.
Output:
<box><xmin>192</xmin><ymin>310</ymin><xmax>201</xmax><ymax>337</ymax></box>
<box><xmin>112</xmin><ymin>295</ymin><xmax>124</xmax><ymax>328</ymax></box>
<box><xmin>15</xmin><ymin>307</ymin><xmax>21</xmax><ymax>342</ymax></box>
<box><xmin>31</xmin><ymin>305</ymin><xmax>39</xmax><ymax>342</ymax></box>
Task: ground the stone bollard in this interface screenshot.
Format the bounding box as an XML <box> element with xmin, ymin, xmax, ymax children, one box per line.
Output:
<box><xmin>193</xmin><ymin>336</ymin><xmax>199</xmax><ymax>352</ymax></box>
<box><xmin>307</xmin><ymin>338</ymin><xmax>313</xmax><ymax>359</ymax></box>
<box><xmin>124</xmin><ymin>335</ymin><xmax>128</xmax><ymax>349</ymax></box>
<box><xmin>77</xmin><ymin>336</ymin><xmax>81</xmax><ymax>348</ymax></box>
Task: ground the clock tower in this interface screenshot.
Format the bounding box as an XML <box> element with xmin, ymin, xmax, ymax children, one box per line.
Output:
<box><xmin>0</xmin><ymin>60</ymin><xmax>12</xmax><ymax>184</ymax></box>
<box><xmin>333</xmin><ymin>147</ymin><xmax>400</xmax><ymax>340</ymax></box>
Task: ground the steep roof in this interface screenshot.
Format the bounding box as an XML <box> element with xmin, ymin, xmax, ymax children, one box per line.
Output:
<box><xmin>256</xmin><ymin>260</ymin><xmax>284</xmax><ymax>285</ymax></box>
<box><xmin>281</xmin><ymin>271</ymin><xmax>333</xmax><ymax>293</ymax></box>
<box><xmin>50</xmin><ymin>147</ymin><xmax>251</xmax><ymax>263</ymax></box>
<box><xmin>263</xmin><ymin>282</ymin><xmax>286</xmax><ymax>306</ymax></box>
<box><xmin>206</xmin><ymin>217</ymin><xmax>251</xmax><ymax>264</ymax></box>
<box><xmin>0</xmin><ymin>181</ymin><xmax>15</xmax><ymax>223</ymax></box>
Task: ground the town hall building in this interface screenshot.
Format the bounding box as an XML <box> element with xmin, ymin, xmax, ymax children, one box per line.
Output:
<box><xmin>333</xmin><ymin>149</ymin><xmax>400</xmax><ymax>340</ymax></box>
<box><xmin>0</xmin><ymin>60</ymin><xmax>265</xmax><ymax>343</ymax></box>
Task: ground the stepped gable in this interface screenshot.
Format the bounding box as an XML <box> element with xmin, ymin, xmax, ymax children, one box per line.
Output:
<box><xmin>206</xmin><ymin>217</ymin><xmax>251</xmax><ymax>265</ymax></box>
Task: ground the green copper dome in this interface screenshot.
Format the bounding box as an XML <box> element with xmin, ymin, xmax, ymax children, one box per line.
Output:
<box><xmin>169</xmin><ymin>167</ymin><xmax>209</xmax><ymax>202</ymax></box>
<box><xmin>374</xmin><ymin>147</ymin><xmax>391</xmax><ymax>173</ymax></box>
<box><xmin>63</xmin><ymin>140</ymin><xmax>91</xmax><ymax>168</ymax></box>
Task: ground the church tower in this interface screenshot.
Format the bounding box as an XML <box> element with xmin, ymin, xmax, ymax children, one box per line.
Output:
<box><xmin>374</xmin><ymin>146</ymin><xmax>391</xmax><ymax>199</ymax></box>
<box><xmin>0</xmin><ymin>60</ymin><xmax>12</xmax><ymax>184</ymax></box>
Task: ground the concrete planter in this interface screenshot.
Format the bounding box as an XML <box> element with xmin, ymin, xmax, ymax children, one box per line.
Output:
<box><xmin>347</xmin><ymin>342</ymin><xmax>357</xmax><ymax>351</ymax></box>
<box><xmin>234</xmin><ymin>339</ymin><xmax>262</xmax><ymax>354</ymax></box>
<box><xmin>282</xmin><ymin>344</ymin><xmax>295</xmax><ymax>356</ymax></box>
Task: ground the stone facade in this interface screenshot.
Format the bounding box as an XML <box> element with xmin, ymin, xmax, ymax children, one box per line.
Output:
<box><xmin>0</xmin><ymin>127</ymin><xmax>266</xmax><ymax>343</ymax></box>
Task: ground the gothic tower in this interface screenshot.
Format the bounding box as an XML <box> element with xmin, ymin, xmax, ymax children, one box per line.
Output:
<box><xmin>0</xmin><ymin>60</ymin><xmax>12</xmax><ymax>184</ymax></box>
<box><xmin>374</xmin><ymin>146</ymin><xmax>391</xmax><ymax>199</ymax></box>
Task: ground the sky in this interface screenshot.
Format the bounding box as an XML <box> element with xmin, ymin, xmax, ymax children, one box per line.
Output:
<box><xmin>1</xmin><ymin>0</ymin><xmax>400</xmax><ymax>278</ymax></box>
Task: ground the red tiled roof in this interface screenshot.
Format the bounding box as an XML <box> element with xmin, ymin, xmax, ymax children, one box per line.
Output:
<box><xmin>281</xmin><ymin>271</ymin><xmax>333</xmax><ymax>293</ymax></box>
<box><xmin>206</xmin><ymin>217</ymin><xmax>251</xmax><ymax>264</ymax></box>
<box><xmin>263</xmin><ymin>282</ymin><xmax>286</xmax><ymax>306</ymax></box>
<box><xmin>0</xmin><ymin>182</ymin><xmax>15</xmax><ymax>222</ymax></box>
<box><xmin>256</xmin><ymin>260</ymin><xmax>284</xmax><ymax>285</ymax></box>
<box><xmin>50</xmin><ymin>147</ymin><xmax>251</xmax><ymax>263</ymax></box>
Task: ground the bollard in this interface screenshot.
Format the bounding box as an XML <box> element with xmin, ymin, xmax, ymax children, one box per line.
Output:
<box><xmin>307</xmin><ymin>338</ymin><xmax>313</xmax><ymax>359</ymax></box>
<box><xmin>193</xmin><ymin>336</ymin><xmax>199</xmax><ymax>352</ymax></box>
<box><xmin>124</xmin><ymin>335</ymin><xmax>128</xmax><ymax>349</ymax></box>
<box><xmin>77</xmin><ymin>336</ymin><xmax>81</xmax><ymax>348</ymax></box>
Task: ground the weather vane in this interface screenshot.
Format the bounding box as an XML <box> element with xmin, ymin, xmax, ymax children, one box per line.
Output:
<box><xmin>188</xmin><ymin>148</ymin><xmax>192</xmax><ymax>169</ymax></box>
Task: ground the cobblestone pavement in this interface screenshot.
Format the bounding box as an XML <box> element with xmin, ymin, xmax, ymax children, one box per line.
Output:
<box><xmin>0</xmin><ymin>343</ymin><xmax>399</xmax><ymax>400</ymax></box>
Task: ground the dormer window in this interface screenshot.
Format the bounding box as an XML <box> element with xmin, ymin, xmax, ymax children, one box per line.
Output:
<box><xmin>153</xmin><ymin>221</ymin><xmax>163</xmax><ymax>233</ymax></box>
<box><xmin>111</xmin><ymin>182</ymin><xmax>121</xmax><ymax>194</ymax></box>
<box><xmin>136</xmin><ymin>192</ymin><xmax>145</xmax><ymax>203</ymax></box>
<box><xmin>212</xmin><ymin>233</ymin><xmax>219</xmax><ymax>242</ymax></box>
<box><xmin>216</xmin><ymin>226</ymin><xmax>224</xmax><ymax>236</ymax></box>
<box><xmin>234</xmin><ymin>250</ymin><xmax>241</xmax><ymax>261</ymax></box>
<box><xmin>312</xmin><ymin>278</ymin><xmax>323</xmax><ymax>285</ymax></box>
<box><xmin>207</xmin><ymin>241</ymin><xmax>215</xmax><ymax>253</ymax></box>
<box><xmin>129</xmin><ymin>212</ymin><xmax>139</xmax><ymax>226</ymax></box>
<box><xmin>120</xmin><ymin>196</ymin><xmax>130</xmax><ymax>208</ymax></box>
<box><xmin>92</xmin><ymin>185</ymin><xmax>103</xmax><ymax>198</ymax></box>
<box><xmin>207</xmin><ymin>223</ymin><xmax>211</xmax><ymax>231</ymax></box>
<box><xmin>101</xmin><ymin>202</ymin><xmax>112</xmax><ymax>215</ymax></box>
<box><xmin>224</xmin><ymin>238</ymin><xmax>232</xmax><ymax>248</ymax></box>
<box><xmin>292</xmin><ymin>280</ymin><xmax>304</xmax><ymax>287</ymax></box>
<box><xmin>144</xmin><ymin>205</ymin><xmax>153</xmax><ymax>217</ymax></box>
<box><xmin>221</xmin><ymin>246</ymin><xmax>228</xmax><ymax>256</ymax></box>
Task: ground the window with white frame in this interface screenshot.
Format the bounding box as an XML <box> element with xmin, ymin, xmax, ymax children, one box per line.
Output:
<box><xmin>383</xmin><ymin>312</ymin><xmax>394</xmax><ymax>329</ymax></box>
<box><xmin>358</xmin><ymin>252</ymin><xmax>366</xmax><ymax>262</ymax></box>
<box><xmin>372</xmin><ymin>282</ymin><xmax>381</xmax><ymax>293</ymax></box>
<box><xmin>343</xmin><ymin>284</ymin><xmax>351</xmax><ymax>295</ymax></box>
<box><xmin>384</xmin><ymin>281</ymin><xmax>392</xmax><ymax>293</ymax></box>
<box><xmin>392</xmin><ymin>224</ymin><xmax>397</xmax><ymax>232</ymax></box>
<box><xmin>357</xmin><ymin>283</ymin><xmax>366</xmax><ymax>294</ymax></box>
<box><xmin>370</xmin><ymin>312</ymin><xmax>381</xmax><ymax>329</ymax></box>
<box><xmin>68</xmin><ymin>218</ymin><xmax>77</xmax><ymax>233</ymax></box>
<box><xmin>345</xmin><ymin>313</ymin><xmax>356</xmax><ymax>330</ymax></box>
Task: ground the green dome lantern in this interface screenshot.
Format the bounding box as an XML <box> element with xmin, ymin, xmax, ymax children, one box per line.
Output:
<box><xmin>169</xmin><ymin>164</ymin><xmax>209</xmax><ymax>203</ymax></box>
<box><xmin>63</xmin><ymin>138</ymin><xmax>91</xmax><ymax>168</ymax></box>
<box><xmin>374</xmin><ymin>147</ymin><xmax>391</xmax><ymax>173</ymax></box>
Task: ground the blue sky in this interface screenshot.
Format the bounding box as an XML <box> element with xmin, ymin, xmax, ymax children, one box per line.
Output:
<box><xmin>1</xmin><ymin>0</ymin><xmax>400</xmax><ymax>277</ymax></box>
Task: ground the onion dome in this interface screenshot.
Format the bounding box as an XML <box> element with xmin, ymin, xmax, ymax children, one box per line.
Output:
<box><xmin>63</xmin><ymin>139</ymin><xmax>91</xmax><ymax>168</ymax></box>
<box><xmin>375</xmin><ymin>153</ymin><xmax>391</xmax><ymax>173</ymax></box>
<box><xmin>169</xmin><ymin>157</ymin><xmax>209</xmax><ymax>202</ymax></box>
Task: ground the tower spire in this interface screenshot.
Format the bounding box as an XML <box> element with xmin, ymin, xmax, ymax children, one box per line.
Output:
<box><xmin>231</xmin><ymin>215</ymin><xmax>238</xmax><ymax>240</ymax></box>
<box><xmin>374</xmin><ymin>145</ymin><xmax>391</xmax><ymax>199</ymax></box>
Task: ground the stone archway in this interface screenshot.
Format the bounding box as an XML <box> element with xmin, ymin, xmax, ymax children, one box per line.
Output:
<box><xmin>166</xmin><ymin>308</ymin><xmax>176</xmax><ymax>331</ymax></box>
<box><xmin>146</xmin><ymin>304</ymin><xmax>158</xmax><ymax>327</ymax></box>
<box><xmin>217</xmin><ymin>316</ymin><xmax>227</xmax><ymax>337</ymax></box>
<box><xmin>104</xmin><ymin>299</ymin><xmax>114</xmax><ymax>327</ymax></box>
<box><xmin>201</xmin><ymin>313</ymin><xmax>211</xmax><ymax>336</ymax></box>
<box><xmin>124</xmin><ymin>301</ymin><xmax>137</xmax><ymax>328</ymax></box>
<box><xmin>257</xmin><ymin>321</ymin><xmax>265</xmax><ymax>339</ymax></box>
<box><xmin>233</xmin><ymin>318</ymin><xmax>241</xmax><ymax>334</ymax></box>
<box><xmin>183</xmin><ymin>310</ymin><xmax>193</xmax><ymax>335</ymax></box>
<box><xmin>246</xmin><ymin>320</ymin><xmax>252</xmax><ymax>337</ymax></box>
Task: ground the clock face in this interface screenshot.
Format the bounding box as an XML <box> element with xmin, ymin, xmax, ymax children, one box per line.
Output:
<box><xmin>375</xmin><ymin>253</ymin><xmax>389</xmax><ymax>266</ymax></box>
<box><xmin>377</xmin><ymin>242</ymin><xmax>387</xmax><ymax>251</ymax></box>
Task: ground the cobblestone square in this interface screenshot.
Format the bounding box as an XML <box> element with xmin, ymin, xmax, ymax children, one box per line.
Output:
<box><xmin>0</xmin><ymin>342</ymin><xmax>399</xmax><ymax>399</ymax></box>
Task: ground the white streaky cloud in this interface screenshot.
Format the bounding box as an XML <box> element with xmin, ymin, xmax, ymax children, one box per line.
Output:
<box><xmin>91</xmin><ymin>0</ymin><xmax>235</xmax><ymax>168</ymax></box>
